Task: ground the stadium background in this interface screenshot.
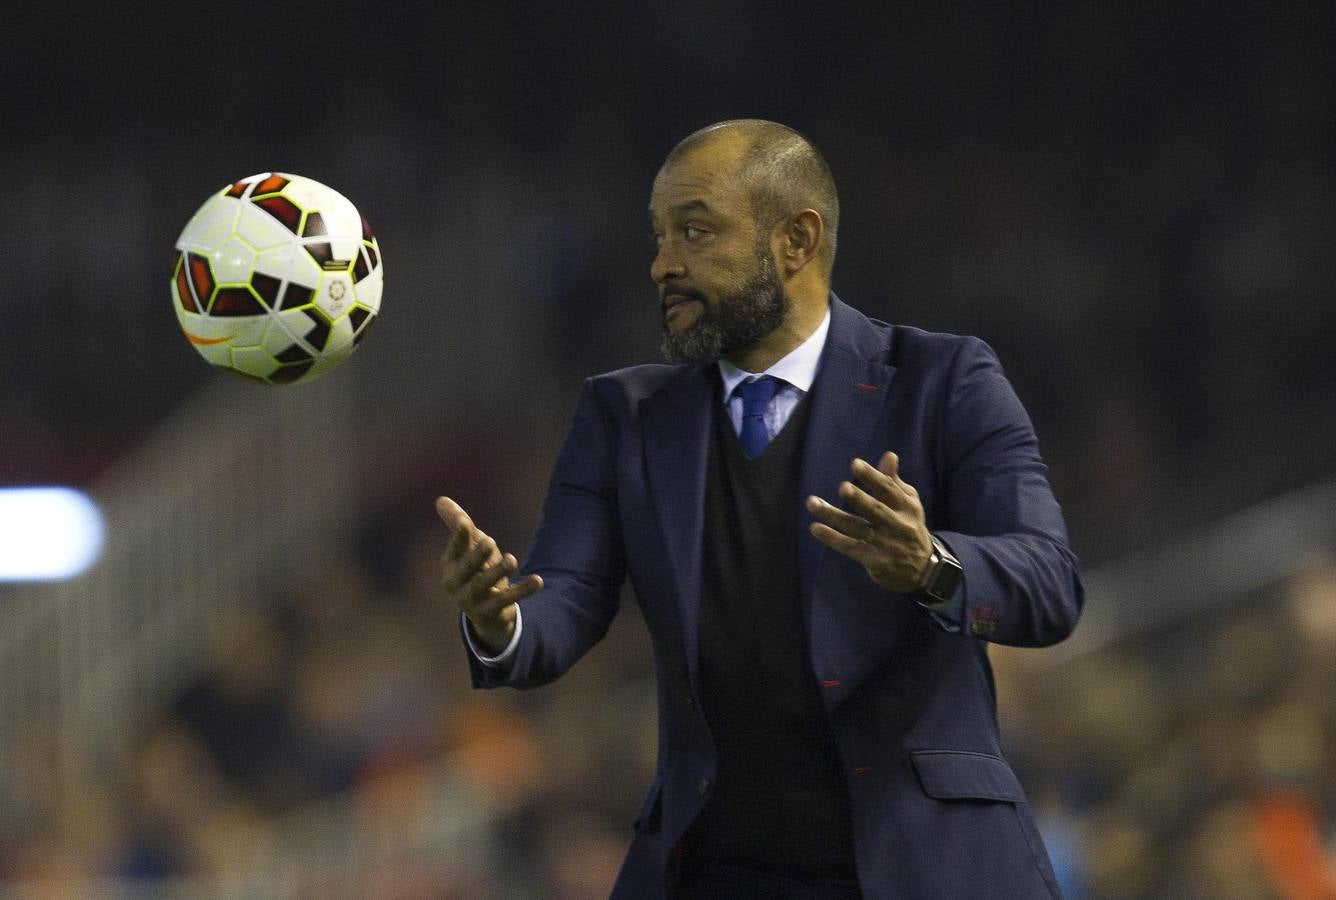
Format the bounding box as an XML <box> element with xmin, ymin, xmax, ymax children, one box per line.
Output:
<box><xmin>3</xmin><ymin>3</ymin><xmax>1335</xmax><ymax>896</ymax></box>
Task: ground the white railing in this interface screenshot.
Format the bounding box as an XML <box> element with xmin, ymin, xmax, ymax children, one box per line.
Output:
<box><xmin>1046</xmin><ymin>474</ymin><xmax>1336</xmax><ymax>664</ymax></box>
<box><xmin>0</xmin><ymin>365</ymin><xmax>514</xmax><ymax>895</ymax></box>
<box><xmin>0</xmin><ymin>370</ymin><xmax>354</xmax><ymax>817</ymax></box>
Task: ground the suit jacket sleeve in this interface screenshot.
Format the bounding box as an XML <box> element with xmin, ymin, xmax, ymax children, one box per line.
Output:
<box><xmin>465</xmin><ymin>377</ymin><xmax>628</xmax><ymax>689</ymax></box>
<box><xmin>931</xmin><ymin>337</ymin><xmax>1084</xmax><ymax>647</ymax></box>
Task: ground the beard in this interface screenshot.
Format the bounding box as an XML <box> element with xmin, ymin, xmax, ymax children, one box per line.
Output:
<box><xmin>659</xmin><ymin>247</ymin><xmax>787</xmax><ymax>365</ymax></box>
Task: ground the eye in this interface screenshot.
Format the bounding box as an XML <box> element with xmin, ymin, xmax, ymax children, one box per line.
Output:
<box><xmin>684</xmin><ymin>224</ymin><xmax>707</xmax><ymax>241</ymax></box>
<box><xmin>650</xmin><ymin>230</ymin><xmax>664</xmax><ymax>246</ymax></box>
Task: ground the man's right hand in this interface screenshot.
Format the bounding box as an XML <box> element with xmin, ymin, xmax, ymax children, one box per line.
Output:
<box><xmin>436</xmin><ymin>496</ymin><xmax>544</xmax><ymax>656</ymax></box>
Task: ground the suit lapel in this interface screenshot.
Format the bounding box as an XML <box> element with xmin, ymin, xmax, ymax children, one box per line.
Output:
<box><xmin>798</xmin><ymin>297</ymin><xmax>898</xmax><ymax>606</ymax></box>
<box><xmin>640</xmin><ymin>364</ymin><xmax>715</xmax><ymax>687</ymax></box>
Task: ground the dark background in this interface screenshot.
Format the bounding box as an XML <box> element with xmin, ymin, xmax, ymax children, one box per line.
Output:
<box><xmin>5</xmin><ymin>2</ymin><xmax>1334</xmax><ymax>560</ymax></box>
<box><xmin>2</xmin><ymin>2</ymin><xmax>1335</xmax><ymax>896</ymax></box>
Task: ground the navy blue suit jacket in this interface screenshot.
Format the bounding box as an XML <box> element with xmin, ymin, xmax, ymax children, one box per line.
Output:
<box><xmin>467</xmin><ymin>296</ymin><xmax>1082</xmax><ymax>898</ymax></box>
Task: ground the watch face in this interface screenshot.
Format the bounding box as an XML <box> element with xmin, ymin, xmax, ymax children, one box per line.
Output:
<box><xmin>930</xmin><ymin>562</ymin><xmax>962</xmax><ymax>602</ymax></box>
<box><xmin>921</xmin><ymin>535</ymin><xmax>963</xmax><ymax>603</ymax></box>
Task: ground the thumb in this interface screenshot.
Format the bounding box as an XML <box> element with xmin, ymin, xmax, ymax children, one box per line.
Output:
<box><xmin>435</xmin><ymin>496</ymin><xmax>471</xmax><ymax>532</ymax></box>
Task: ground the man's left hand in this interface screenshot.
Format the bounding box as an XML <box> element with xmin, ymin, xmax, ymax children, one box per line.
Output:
<box><xmin>806</xmin><ymin>451</ymin><xmax>933</xmax><ymax>593</ymax></box>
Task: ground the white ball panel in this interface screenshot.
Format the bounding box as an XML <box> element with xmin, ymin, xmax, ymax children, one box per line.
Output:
<box><xmin>175</xmin><ymin>310</ymin><xmax>243</xmax><ymax>367</ymax></box>
<box><xmin>196</xmin><ymin>342</ymin><xmax>233</xmax><ymax>367</ymax></box>
<box><xmin>262</xmin><ymin>316</ymin><xmax>301</xmax><ymax>356</ymax></box>
<box><xmin>275</xmin><ymin>307</ymin><xmax>317</xmax><ymax>342</ymax></box>
<box><xmin>174</xmin><ymin>308</ymin><xmax>262</xmax><ymax>342</ymax></box>
<box><xmin>326</xmin><ymin>237</ymin><xmax>361</xmax><ymax>262</ymax></box>
<box><xmin>353</xmin><ymin>264</ymin><xmax>383</xmax><ymax>312</ymax></box>
<box><xmin>176</xmin><ymin>194</ymin><xmax>236</xmax><ymax>249</ymax></box>
<box><xmin>313</xmin><ymin>272</ymin><xmax>355</xmax><ymax>320</ymax></box>
<box><xmin>180</xmin><ymin>196</ymin><xmax>240</xmax><ymax>255</ymax></box>
<box><xmin>229</xmin><ymin>345</ymin><xmax>281</xmax><ymax>378</ymax></box>
<box><xmin>323</xmin><ymin>312</ymin><xmax>356</xmax><ymax>354</ymax></box>
<box><xmin>210</xmin><ymin>237</ymin><xmax>256</xmax><ymax>285</ymax></box>
<box><xmin>282</xmin><ymin>176</ymin><xmax>360</xmax><ymax>228</ymax></box>
<box><xmin>234</xmin><ymin>202</ymin><xmax>296</xmax><ymax>251</ymax></box>
<box><xmin>223</xmin><ymin>317</ymin><xmax>269</xmax><ymax>347</ymax></box>
<box><xmin>306</xmin><ymin>346</ymin><xmax>352</xmax><ymax>379</ymax></box>
<box><xmin>268</xmin><ymin>243</ymin><xmax>322</xmax><ymax>289</ymax></box>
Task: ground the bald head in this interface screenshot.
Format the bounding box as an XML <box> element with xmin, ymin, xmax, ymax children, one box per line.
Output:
<box><xmin>665</xmin><ymin>120</ymin><xmax>840</xmax><ymax>274</ymax></box>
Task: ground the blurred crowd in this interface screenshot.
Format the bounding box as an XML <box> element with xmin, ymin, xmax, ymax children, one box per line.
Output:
<box><xmin>3</xmin><ymin>520</ymin><xmax>1335</xmax><ymax>897</ymax></box>
<box><xmin>998</xmin><ymin>554</ymin><xmax>1336</xmax><ymax>898</ymax></box>
<box><xmin>0</xmin><ymin>520</ymin><xmax>658</xmax><ymax>898</ymax></box>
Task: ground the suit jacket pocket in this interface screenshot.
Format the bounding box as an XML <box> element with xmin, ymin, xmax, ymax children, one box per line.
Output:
<box><xmin>910</xmin><ymin>750</ymin><xmax>1026</xmax><ymax>803</ymax></box>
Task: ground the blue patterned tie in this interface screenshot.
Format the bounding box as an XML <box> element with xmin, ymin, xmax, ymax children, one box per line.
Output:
<box><xmin>736</xmin><ymin>375</ymin><xmax>782</xmax><ymax>458</ymax></box>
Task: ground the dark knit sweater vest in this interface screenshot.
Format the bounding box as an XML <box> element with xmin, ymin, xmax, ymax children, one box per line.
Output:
<box><xmin>682</xmin><ymin>388</ymin><xmax>857</xmax><ymax>880</ymax></box>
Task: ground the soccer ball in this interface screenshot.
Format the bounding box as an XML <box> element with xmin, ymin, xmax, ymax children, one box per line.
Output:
<box><xmin>171</xmin><ymin>173</ymin><xmax>383</xmax><ymax>384</ymax></box>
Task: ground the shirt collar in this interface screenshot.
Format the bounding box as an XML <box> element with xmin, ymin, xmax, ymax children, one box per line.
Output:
<box><xmin>717</xmin><ymin>304</ymin><xmax>832</xmax><ymax>401</ymax></box>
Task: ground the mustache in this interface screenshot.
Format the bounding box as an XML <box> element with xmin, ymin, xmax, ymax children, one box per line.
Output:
<box><xmin>660</xmin><ymin>287</ymin><xmax>706</xmax><ymax>308</ymax></box>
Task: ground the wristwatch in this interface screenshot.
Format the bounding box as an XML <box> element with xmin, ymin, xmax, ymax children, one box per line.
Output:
<box><xmin>917</xmin><ymin>533</ymin><xmax>963</xmax><ymax>607</ymax></box>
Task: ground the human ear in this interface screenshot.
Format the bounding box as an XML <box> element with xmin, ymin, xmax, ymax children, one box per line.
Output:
<box><xmin>777</xmin><ymin>209</ymin><xmax>823</xmax><ymax>275</ymax></box>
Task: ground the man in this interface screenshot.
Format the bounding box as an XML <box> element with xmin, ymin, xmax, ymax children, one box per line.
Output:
<box><xmin>438</xmin><ymin>120</ymin><xmax>1082</xmax><ymax>899</ymax></box>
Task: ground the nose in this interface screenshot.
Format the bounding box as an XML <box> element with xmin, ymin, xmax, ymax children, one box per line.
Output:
<box><xmin>651</xmin><ymin>241</ymin><xmax>684</xmax><ymax>285</ymax></box>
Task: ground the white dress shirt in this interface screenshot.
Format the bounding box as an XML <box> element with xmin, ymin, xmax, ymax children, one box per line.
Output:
<box><xmin>717</xmin><ymin>306</ymin><xmax>831</xmax><ymax>440</ymax></box>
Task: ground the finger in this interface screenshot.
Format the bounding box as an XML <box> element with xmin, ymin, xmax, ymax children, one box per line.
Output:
<box><xmin>444</xmin><ymin>533</ymin><xmax>497</xmax><ymax>591</ymax></box>
<box><xmin>877</xmin><ymin>451</ymin><xmax>899</xmax><ymax>480</ymax></box>
<box><xmin>806</xmin><ymin>494</ymin><xmax>876</xmax><ymax>543</ymax></box>
<box><xmin>850</xmin><ymin>457</ymin><xmax>904</xmax><ymax>507</ymax></box>
<box><xmin>436</xmin><ymin>496</ymin><xmax>472</xmax><ymax>531</ymax></box>
<box><xmin>839</xmin><ymin>480</ymin><xmax>903</xmax><ymax>528</ymax></box>
<box><xmin>843</xmin><ymin>482</ymin><xmax>925</xmax><ymax>547</ymax></box>
<box><xmin>464</xmin><ymin>533</ymin><xmax>500</xmax><ymax>574</ymax></box>
<box><xmin>808</xmin><ymin>521</ymin><xmax>874</xmax><ymax>563</ymax></box>
<box><xmin>876</xmin><ymin>451</ymin><xmax>918</xmax><ymax>497</ymax></box>
<box><xmin>439</xmin><ymin>495</ymin><xmax>504</xmax><ymax>564</ymax></box>
<box><xmin>460</xmin><ymin>548</ymin><xmax>515</xmax><ymax>602</ymax></box>
<box><xmin>856</xmin><ymin>457</ymin><xmax>920</xmax><ymax>509</ymax></box>
<box><xmin>443</xmin><ymin>516</ymin><xmax>472</xmax><ymax>565</ymax></box>
<box><xmin>834</xmin><ymin>484</ymin><xmax>918</xmax><ymax>545</ymax></box>
<box><xmin>469</xmin><ymin>573</ymin><xmax>545</xmax><ymax>620</ymax></box>
<box><xmin>475</xmin><ymin>531</ymin><xmax>504</xmax><ymax>566</ymax></box>
<box><xmin>439</xmin><ymin>496</ymin><xmax>475</xmax><ymax>563</ymax></box>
